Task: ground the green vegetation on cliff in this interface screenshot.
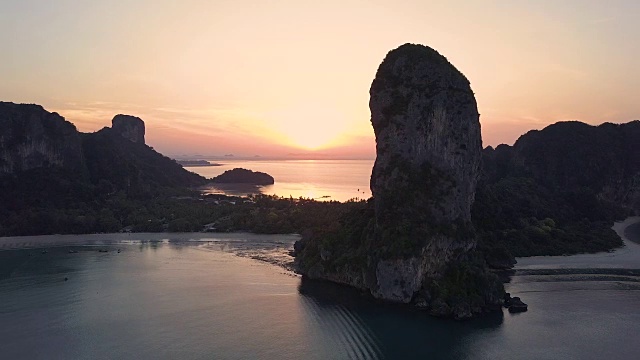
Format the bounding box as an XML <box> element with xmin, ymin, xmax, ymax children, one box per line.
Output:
<box><xmin>296</xmin><ymin>43</ymin><xmax>499</xmax><ymax>318</ymax></box>
<box><xmin>474</xmin><ymin>121</ymin><xmax>640</xmax><ymax>266</ymax></box>
<box><xmin>474</xmin><ymin>177</ymin><xmax>625</xmax><ymax>262</ymax></box>
<box><xmin>294</xmin><ymin>200</ymin><xmax>373</xmax><ymax>276</ymax></box>
<box><xmin>82</xmin><ymin>128</ymin><xmax>205</xmax><ymax>194</ymax></box>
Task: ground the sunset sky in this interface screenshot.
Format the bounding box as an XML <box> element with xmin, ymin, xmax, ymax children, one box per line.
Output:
<box><xmin>1</xmin><ymin>0</ymin><xmax>639</xmax><ymax>158</ymax></box>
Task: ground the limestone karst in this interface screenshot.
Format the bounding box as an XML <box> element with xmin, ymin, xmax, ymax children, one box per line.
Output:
<box><xmin>367</xmin><ymin>43</ymin><xmax>483</xmax><ymax>302</ymax></box>
<box><xmin>111</xmin><ymin>114</ymin><xmax>145</xmax><ymax>144</ymax></box>
<box><xmin>0</xmin><ymin>102</ymin><xmax>84</xmax><ymax>174</ymax></box>
<box><xmin>295</xmin><ymin>43</ymin><xmax>503</xmax><ymax>318</ymax></box>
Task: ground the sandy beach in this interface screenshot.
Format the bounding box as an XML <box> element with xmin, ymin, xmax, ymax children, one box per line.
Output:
<box><xmin>2</xmin><ymin>217</ymin><xmax>639</xmax><ymax>271</ymax></box>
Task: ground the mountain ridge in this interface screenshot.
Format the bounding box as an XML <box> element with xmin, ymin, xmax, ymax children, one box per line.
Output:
<box><xmin>0</xmin><ymin>101</ymin><xmax>206</xmax><ymax>208</ymax></box>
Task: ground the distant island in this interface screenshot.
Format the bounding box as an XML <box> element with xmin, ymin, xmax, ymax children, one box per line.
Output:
<box><xmin>176</xmin><ymin>160</ymin><xmax>222</xmax><ymax>167</ymax></box>
<box><xmin>210</xmin><ymin>168</ymin><xmax>274</xmax><ymax>185</ymax></box>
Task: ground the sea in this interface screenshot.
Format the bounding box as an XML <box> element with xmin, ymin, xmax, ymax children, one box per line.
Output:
<box><xmin>1</xmin><ymin>217</ymin><xmax>639</xmax><ymax>359</ymax></box>
<box><xmin>185</xmin><ymin>159</ymin><xmax>375</xmax><ymax>201</ymax></box>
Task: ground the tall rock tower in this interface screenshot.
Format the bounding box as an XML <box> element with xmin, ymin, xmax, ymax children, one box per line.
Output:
<box><xmin>295</xmin><ymin>44</ymin><xmax>502</xmax><ymax>318</ymax></box>
<box><xmin>367</xmin><ymin>43</ymin><xmax>482</xmax><ymax>302</ymax></box>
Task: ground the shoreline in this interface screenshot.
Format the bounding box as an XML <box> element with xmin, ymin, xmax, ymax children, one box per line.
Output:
<box><xmin>624</xmin><ymin>221</ymin><xmax>640</xmax><ymax>245</ymax></box>
<box><xmin>613</xmin><ymin>216</ymin><xmax>640</xmax><ymax>245</ymax></box>
<box><xmin>515</xmin><ymin>216</ymin><xmax>640</xmax><ymax>270</ymax></box>
<box><xmin>0</xmin><ymin>232</ymin><xmax>300</xmax><ymax>251</ymax></box>
<box><xmin>3</xmin><ymin>217</ymin><xmax>639</xmax><ymax>270</ymax></box>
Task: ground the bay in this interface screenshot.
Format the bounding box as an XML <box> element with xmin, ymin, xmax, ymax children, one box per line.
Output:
<box><xmin>1</xmin><ymin>218</ymin><xmax>640</xmax><ymax>359</ymax></box>
<box><xmin>185</xmin><ymin>159</ymin><xmax>374</xmax><ymax>201</ymax></box>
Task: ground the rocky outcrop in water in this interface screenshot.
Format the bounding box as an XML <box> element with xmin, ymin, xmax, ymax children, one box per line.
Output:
<box><xmin>367</xmin><ymin>43</ymin><xmax>483</xmax><ymax>302</ymax></box>
<box><xmin>295</xmin><ymin>44</ymin><xmax>503</xmax><ymax>318</ymax></box>
<box><xmin>0</xmin><ymin>102</ymin><xmax>84</xmax><ymax>175</ymax></box>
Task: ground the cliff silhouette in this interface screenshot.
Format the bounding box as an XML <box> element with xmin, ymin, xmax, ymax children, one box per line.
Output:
<box><xmin>0</xmin><ymin>101</ymin><xmax>205</xmax><ymax>211</ymax></box>
<box><xmin>474</xmin><ymin>120</ymin><xmax>640</xmax><ymax>266</ymax></box>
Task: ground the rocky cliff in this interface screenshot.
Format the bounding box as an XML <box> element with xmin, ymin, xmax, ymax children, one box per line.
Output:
<box><xmin>295</xmin><ymin>44</ymin><xmax>503</xmax><ymax>319</ymax></box>
<box><xmin>473</xmin><ymin>120</ymin><xmax>640</xmax><ymax>263</ymax></box>
<box><xmin>0</xmin><ymin>102</ymin><xmax>85</xmax><ymax>175</ymax></box>
<box><xmin>112</xmin><ymin>114</ymin><xmax>145</xmax><ymax>144</ymax></box>
<box><xmin>512</xmin><ymin>121</ymin><xmax>640</xmax><ymax>212</ymax></box>
<box><xmin>368</xmin><ymin>43</ymin><xmax>482</xmax><ymax>302</ymax></box>
<box><xmin>480</xmin><ymin>120</ymin><xmax>640</xmax><ymax>215</ymax></box>
<box><xmin>81</xmin><ymin>125</ymin><xmax>205</xmax><ymax>194</ymax></box>
<box><xmin>0</xmin><ymin>102</ymin><xmax>206</xmax><ymax>203</ymax></box>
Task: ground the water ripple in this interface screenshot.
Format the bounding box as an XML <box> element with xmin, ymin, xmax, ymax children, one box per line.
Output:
<box><xmin>299</xmin><ymin>292</ymin><xmax>381</xmax><ymax>359</ymax></box>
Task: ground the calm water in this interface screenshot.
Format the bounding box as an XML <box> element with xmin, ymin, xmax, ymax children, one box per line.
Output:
<box><xmin>1</xmin><ymin>227</ymin><xmax>640</xmax><ymax>360</ymax></box>
<box><xmin>186</xmin><ymin>159</ymin><xmax>374</xmax><ymax>201</ymax></box>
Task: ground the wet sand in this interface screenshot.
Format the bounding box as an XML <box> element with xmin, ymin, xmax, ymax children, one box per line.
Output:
<box><xmin>0</xmin><ymin>232</ymin><xmax>301</xmax><ymax>270</ymax></box>
<box><xmin>0</xmin><ymin>232</ymin><xmax>300</xmax><ymax>250</ymax></box>
<box><xmin>625</xmin><ymin>221</ymin><xmax>640</xmax><ymax>245</ymax></box>
<box><xmin>3</xmin><ymin>217</ymin><xmax>639</xmax><ymax>271</ymax></box>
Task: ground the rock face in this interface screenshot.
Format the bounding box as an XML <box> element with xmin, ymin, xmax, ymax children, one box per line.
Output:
<box><xmin>472</xmin><ymin>120</ymin><xmax>640</xmax><ymax>263</ymax></box>
<box><xmin>112</xmin><ymin>114</ymin><xmax>145</xmax><ymax>144</ymax></box>
<box><xmin>511</xmin><ymin>121</ymin><xmax>640</xmax><ymax>214</ymax></box>
<box><xmin>0</xmin><ymin>102</ymin><xmax>205</xmax><ymax>195</ymax></box>
<box><xmin>481</xmin><ymin>120</ymin><xmax>640</xmax><ymax>215</ymax></box>
<box><xmin>368</xmin><ymin>43</ymin><xmax>482</xmax><ymax>302</ymax></box>
<box><xmin>294</xmin><ymin>44</ymin><xmax>503</xmax><ymax>318</ymax></box>
<box><xmin>0</xmin><ymin>102</ymin><xmax>84</xmax><ymax>175</ymax></box>
<box><xmin>81</xmin><ymin>126</ymin><xmax>205</xmax><ymax>192</ymax></box>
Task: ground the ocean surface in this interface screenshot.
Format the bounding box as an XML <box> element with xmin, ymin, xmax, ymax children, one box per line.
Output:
<box><xmin>186</xmin><ymin>159</ymin><xmax>374</xmax><ymax>201</ymax></box>
<box><xmin>1</xmin><ymin>218</ymin><xmax>639</xmax><ymax>360</ymax></box>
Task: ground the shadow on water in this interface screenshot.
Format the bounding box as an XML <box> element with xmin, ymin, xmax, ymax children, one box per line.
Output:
<box><xmin>297</xmin><ymin>278</ymin><xmax>503</xmax><ymax>360</ymax></box>
<box><xmin>0</xmin><ymin>247</ymin><xmax>84</xmax><ymax>280</ymax></box>
<box><xmin>0</xmin><ymin>250</ymin><xmax>32</xmax><ymax>280</ymax></box>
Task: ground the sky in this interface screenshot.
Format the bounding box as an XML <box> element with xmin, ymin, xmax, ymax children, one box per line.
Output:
<box><xmin>1</xmin><ymin>0</ymin><xmax>639</xmax><ymax>158</ymax></box>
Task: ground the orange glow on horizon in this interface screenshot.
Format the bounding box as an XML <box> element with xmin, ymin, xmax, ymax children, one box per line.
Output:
<box><xmin>267</xmin><ymin>104</ymin><xmax>351</xmax><ymax>150</ymax></box>
<box><xmin>1</xmin><ymin>1</ymin><xmax>639</xmax><ymax>156</ymax></box>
